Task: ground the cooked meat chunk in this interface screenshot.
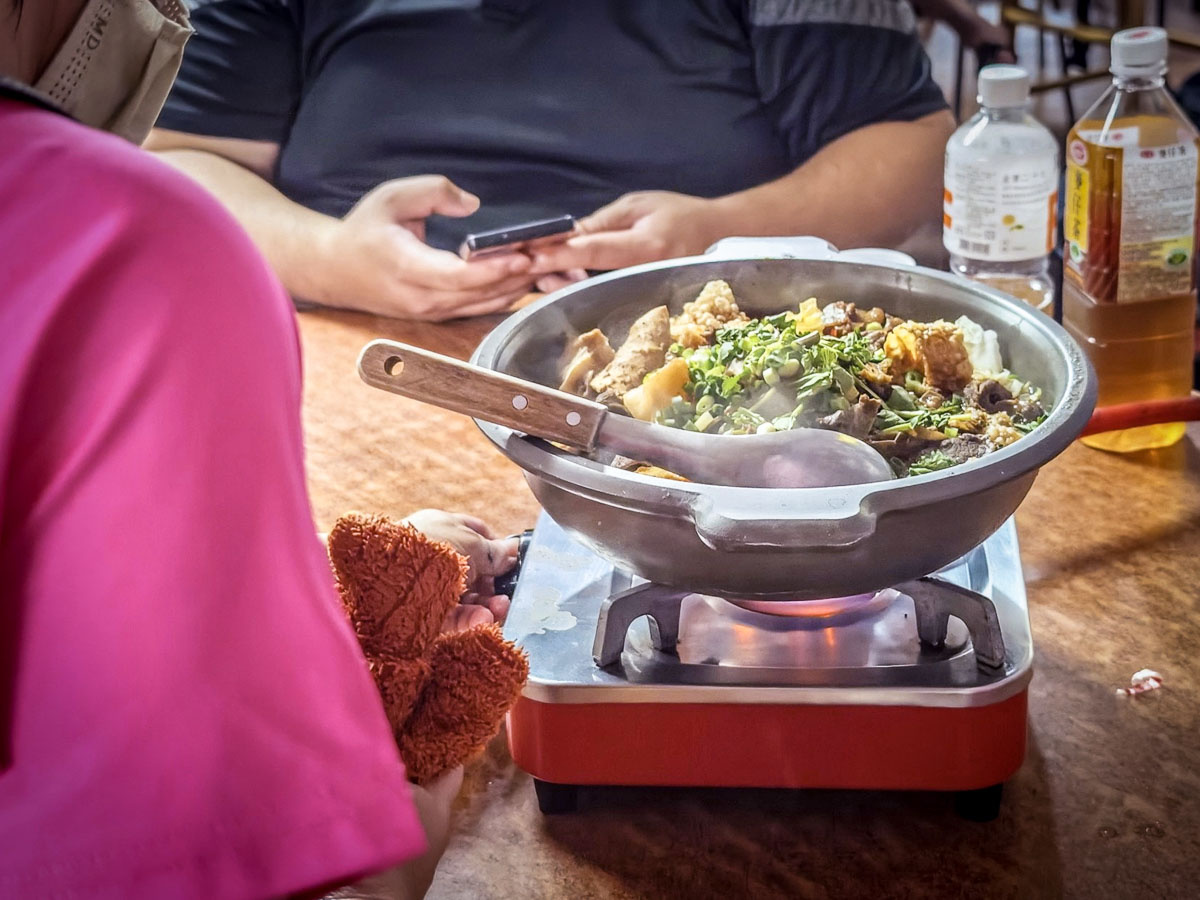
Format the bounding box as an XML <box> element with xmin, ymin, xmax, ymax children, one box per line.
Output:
<box><xmin>1014</xmin><ymin>398</ymin><xmax>1046</xmax><ymax>422</ymax></box>
<box><xmin>558</xmin><ymin>328</ymin><xmax>614</xmax><ymax>396</ymax></box>
<box><xmin>816</xmin><ymin>397</ymin><xmax>882</xmax><ymax>441</ymax></box>
<box><xmin>867</xmin><ymin>431</ymin><xmax>936</xmax><ymax>461</ymax></box>
<box><xmin>964</xmin><ymin>378</ymin><xmax>1017</xmax><ymax>414</ymax></box>
<box><xmin>859</xmin><ymin>360</ymin><xmax>893</xmax><ymax>397</ymax></box>
<box><xmin>937</xmin><ymin>434</ymin><xmax>989</xmax><ymax>463</ymax></box>
<box><xmin>671</xmin><ymin>280</ymin><xmax>748</xmax><ymax>349</ymax></box>
<box><xmin>860</xmin><ymin>361</ymin><xmax>890</xmax><ymax>385</ymax></box>
<box><xmin>821</xmin><ymin>301</ymin><xmax>856</xmax><ymax>337</ymax></box>
<box><xmin>950</xmin><ymin>406</ymin><xmax>989</xmax><ymax>434</ymax></box>
<box><xmin>884</xmin><ymin>320</ymin><xmax>973</xmax><ymax>394</ymax></box>
<box><xmin>593</xmin><ymin>389</ymin><xmax>626</xmax><ymax>411</ymax></box>
<box><xmin>590</xmin><ymin>305</ymin><xmax>671</xmax><ymax>398</ymax></box>
<box><xmin>856</xmin><ymin>306</ymin><xmax>887</xmax><ymax>325</ymax></box>
<box><xmin>919</xmin><ymin>389</ymin><xmax>946</xmax><ymax>409</ymax></box>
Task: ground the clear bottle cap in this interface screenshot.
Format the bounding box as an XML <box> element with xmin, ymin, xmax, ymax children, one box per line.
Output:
<box><xmin>1110</xmin><ymin>27</ymin><xmax>1168</xmax><ymax>78</ymax></box>
<box><xmin>977</xmin><ymin>65</ymin><xmax>1031</xmax><ymax>108</ymax></box>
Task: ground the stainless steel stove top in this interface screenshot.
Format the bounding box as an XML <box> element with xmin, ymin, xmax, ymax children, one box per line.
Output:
<box><xmin>503</xmin><ymin>514</ymin><xmax>1032</xmax><ymax>708</ymax></box>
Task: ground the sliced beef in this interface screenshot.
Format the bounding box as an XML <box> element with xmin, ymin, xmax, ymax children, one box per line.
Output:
<box><xmin>816</xmin><ymin>397</ymin><xmax>882</xmax><ymax>442</ymax></box>
<box><xmin>1014</xmin><ymin>398</ymin><xmax>1046</xmax><ymax>422</ymax></box>
<box><xmin>964</xmin><ymin>378</ymin><xmax>1018</xmax><ymax>414</ymax></box>
<box><xmin>936</xmin><ymin>434</ymin><xmax>990</xmax><ymax>464</ymax></box>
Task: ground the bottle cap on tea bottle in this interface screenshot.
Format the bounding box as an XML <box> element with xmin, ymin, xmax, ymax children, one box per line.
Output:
<box><xmin>1111</xmin><ymin>27</ymin><xmax>1168</xmax><ymax>78</ymax></box>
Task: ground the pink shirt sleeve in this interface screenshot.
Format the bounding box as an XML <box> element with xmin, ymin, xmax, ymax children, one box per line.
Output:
<box><xmin>0</xmin><ymin>102</ymin><xmax>426</xmax><ymax>900</ymax></box>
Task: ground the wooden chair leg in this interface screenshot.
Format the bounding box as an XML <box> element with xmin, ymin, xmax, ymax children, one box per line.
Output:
<box><xmin>1037</xmin><ymin>0</ymin><xmax>1048</xmax><ymax>71</ymax></box>
<box><xmin>1059</xmin><ymin>34</ymin><xmax>1077</xmax><ymax>122</ymax></box>
<box><xmin>954</xmin><ymin>39</ymin><xmax>966</xmax><ymax>122</ymax></box>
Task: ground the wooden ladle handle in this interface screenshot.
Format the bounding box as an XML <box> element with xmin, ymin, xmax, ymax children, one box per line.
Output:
<box><xmin>357</xmin><ymin>339</ymin><xmax>607</xmax><ymax>450</ymax></box>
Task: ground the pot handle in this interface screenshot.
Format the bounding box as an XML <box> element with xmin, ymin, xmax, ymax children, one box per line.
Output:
<box><xmin>690</xmin><ymin>496</ymin><xmax>878</xmax><ymax>551</ymax></box>
<box><xmin>702</xmin><ymin>236</ymin><xmax>917</xmax><ymax>267</ymax></box>
<box><xmin>703</xmin><ymin>235</ymin><xmax>838</xmax><ymax>260</ymax></box>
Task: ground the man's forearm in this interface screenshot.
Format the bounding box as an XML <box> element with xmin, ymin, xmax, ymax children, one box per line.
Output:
<box><xmin>710</xmin><ymin>111</ymin><xmax>956</xmax><ymax>251</ymax></box>
<box><xmin>153</xmin><ymin>148</ymin><xmax>338</xmax><ymax>302</ymax></box>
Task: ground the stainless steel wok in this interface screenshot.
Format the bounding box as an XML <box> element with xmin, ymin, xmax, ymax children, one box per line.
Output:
<box><xmin>471</xmin><ymin>253</ymin><xmax>1096</xmax><ymax>600</ymax></box>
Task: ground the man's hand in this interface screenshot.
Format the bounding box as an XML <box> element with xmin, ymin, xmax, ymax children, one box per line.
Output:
<box><xmin>402</xmin><ymin>509</ymin><xmax>518</xmax><ymax>628</ymax></box>
<box><xmin>529</xmin><ymin>191</ymin><xmax>722</xmax><ymax>275</ymax></box>
<box><xmin>314</xmin><ymin>176</ymin><xmax>535</xmax><ymax>321</ymax></box>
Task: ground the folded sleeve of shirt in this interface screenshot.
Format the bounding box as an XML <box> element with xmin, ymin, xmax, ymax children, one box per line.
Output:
<box><xmin>155</xmin><ymin>0</ymin><xmax>303</xmax><ymax>142</ymax></box>
<box><xmin>746</xmin><ymin>0</ymin><xmax>949</xmax><ymax>165</ymax></box>
<box><xmin>0</xmin><ymin>101</ymin><xmax>425</xmax><ymax>900</ymax></box>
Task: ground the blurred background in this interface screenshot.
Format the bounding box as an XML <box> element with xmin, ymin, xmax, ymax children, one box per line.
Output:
<box><xmin>925</xmin><ymin>0</ymin><xmax>1200</xmax><ymax>132</ymax></box>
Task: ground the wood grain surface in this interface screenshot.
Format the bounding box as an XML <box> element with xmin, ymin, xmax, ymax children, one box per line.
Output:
<box><xmin>356</xmin><ymin>338</ymin><xmax>607</xmax><ymax>450</ymax></box>
<box><xmin>299</xmin><ymin>305</ymin><xmax>1200</xmax><ymax>900</ymax></box>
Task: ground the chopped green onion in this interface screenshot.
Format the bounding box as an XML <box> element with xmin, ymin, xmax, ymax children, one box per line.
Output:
<box><xmin>778</xmin><ymin>358</ymin><xmax>801</xmax><ymax>378</ymax></box>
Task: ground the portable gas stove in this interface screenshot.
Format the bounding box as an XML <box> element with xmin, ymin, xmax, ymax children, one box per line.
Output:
<box><xmin>500</xmin><ymin>513</ymin><xmax>1032</xmax><ymax>821</ymax></box>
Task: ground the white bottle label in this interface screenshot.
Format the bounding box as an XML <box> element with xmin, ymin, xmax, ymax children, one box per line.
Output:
<box><xmin>1117</xmin><ymin>141</ymin><xmax>1198</xmax><ymax>303</ymax></box>
<box><xmin>944</xmin><ymin>156</ymin><xmax>1058</xmax><ymax>262</ymax></box>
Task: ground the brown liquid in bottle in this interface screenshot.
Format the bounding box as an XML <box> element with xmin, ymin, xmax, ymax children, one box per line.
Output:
<box><xmin>1062</xmin><ymin>91</ymin><xmax>1200</xmax><ymax>452</ymax></box>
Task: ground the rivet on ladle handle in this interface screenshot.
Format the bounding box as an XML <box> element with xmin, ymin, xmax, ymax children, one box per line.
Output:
<box><xmin>357</xmin><ymin>339</ymin><xmax>608</xmax><ymax>450</ymax></box>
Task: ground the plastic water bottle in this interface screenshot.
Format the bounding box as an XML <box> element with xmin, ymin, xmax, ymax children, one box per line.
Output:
<box><xmin>944</xmin><ymin>65</ymin><xmax>1060</xmax><ymax>313</ymax></box>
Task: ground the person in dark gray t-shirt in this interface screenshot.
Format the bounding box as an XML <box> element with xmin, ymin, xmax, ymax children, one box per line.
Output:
<box><xmin>147</xmin><ymin>0</ymin><xmax>954</xmax><ymax>321</ymax></box>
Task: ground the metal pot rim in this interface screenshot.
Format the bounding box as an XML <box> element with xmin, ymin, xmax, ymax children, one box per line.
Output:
<box><xmin>471</xmin><ymin>254</ymin><xmax>1096</xmax><ymax>523</ymax></box>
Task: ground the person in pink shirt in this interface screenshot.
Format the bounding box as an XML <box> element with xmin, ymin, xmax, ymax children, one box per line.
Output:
<box><xmin>0</xmin><ymin>2</ymin><xmax>515</xmax><ymax>897</ymax></box>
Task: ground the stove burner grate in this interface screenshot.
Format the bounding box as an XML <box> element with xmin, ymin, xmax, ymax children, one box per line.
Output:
<box><xmin>593</xmin><ymin>577</ymin><xmax>1007</xmax><ymax>676</ymax></box>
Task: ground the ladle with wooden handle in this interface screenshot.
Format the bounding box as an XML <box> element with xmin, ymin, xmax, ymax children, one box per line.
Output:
<box><xmin>358</xmin><ymin>339</ymin><xmax>894</xmax><ymax>489</ymax></box>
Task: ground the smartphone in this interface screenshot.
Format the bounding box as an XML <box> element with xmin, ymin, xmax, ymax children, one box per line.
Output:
<box><xmin>459</xmin><ymin>214</ymin><xmax>576</xmax><ymax>260</ymax></box>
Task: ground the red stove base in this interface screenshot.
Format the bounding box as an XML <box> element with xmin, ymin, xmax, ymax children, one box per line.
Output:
<box><xmin>508</xmin><ymin>690</ymin><xmax>1028</xmax><ymax>793</ymax></box>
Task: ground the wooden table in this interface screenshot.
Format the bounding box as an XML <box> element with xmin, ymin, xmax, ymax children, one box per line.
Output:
<box><xmin>299</xmin><ymin>307</ymin><xmax>1200</xmax><ymax>900</ymax></box>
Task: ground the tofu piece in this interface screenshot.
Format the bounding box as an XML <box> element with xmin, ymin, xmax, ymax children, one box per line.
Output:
<box><xmin>589</xmin><ymin>305</ymin><xmax>671</xmax><ymax>398</ymax></box>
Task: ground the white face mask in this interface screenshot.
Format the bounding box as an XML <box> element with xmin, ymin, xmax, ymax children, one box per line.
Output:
<box><xmin>33</xmin><ymin>0</ymin><xmax>193</xmax><ymax>143</ymax></box>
